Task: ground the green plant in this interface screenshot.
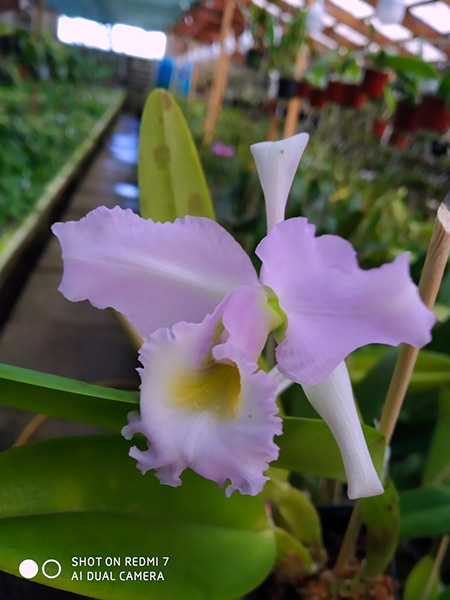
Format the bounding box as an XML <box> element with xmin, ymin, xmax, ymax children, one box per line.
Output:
<box><xmin>268</xmin><ymin>9</ymin><xmax>309</xmax><ymax>78</ymax></box>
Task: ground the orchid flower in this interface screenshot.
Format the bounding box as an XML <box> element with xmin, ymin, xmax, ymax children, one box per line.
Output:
<box><xmin>52</xmin><ymin>133</ymin><xmax>435</xmax><ymax>500</ymax></box>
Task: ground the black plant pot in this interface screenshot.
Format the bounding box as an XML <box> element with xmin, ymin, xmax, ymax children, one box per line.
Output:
<box><xmin>278</xmin><ymin>78</ymin><xmax>299</xmax><ymax>100</ymax></box>
<box><xmin>246</xmin><ymin>48</ymin><xmax>266</xmax><ymax>70</ymax></box>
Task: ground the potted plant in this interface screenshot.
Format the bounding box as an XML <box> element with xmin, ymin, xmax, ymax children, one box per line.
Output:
<box><xmin>338</xmin><ymin>51</ymin><xmax>366</xmax><ymax>109</ymax></box>
<box><xmin>379</xmin><ymin>55</ymin><xmax>439</xmax><ymax>132</ymax></box>
<box><xmin>372</xmin><ymin>83</ymin><xmax>396</xmax><ymax>139</ymax></box>
<box><xmin>302</xmin><ymin>51</ymin><xmax>340</xmax><ymax>109</ymax></box>
<box><xmin>419</xmin><ymin>72</ymin><xmax>450</xmax><ymax>133</ymax></box>
<box><xmin>303</xmin><ymin>56</ymin><xmax>330</xmax><ymax>109</ymax></box>
<box><xmin>272</xmin><ymin>9</ymin><xmax>309</xmax><ymax>100</ymax></box>
<box><xmin>246</xmin><ymin>4</ymin><xmax>276</xmax><ymax>70</ymax></box>
<box><xmin>362</xmin><ymin>50</ymin><xmax>391</xmax><ymax>99</ymax></box>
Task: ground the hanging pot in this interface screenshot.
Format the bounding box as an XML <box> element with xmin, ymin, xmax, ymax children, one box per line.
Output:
<box><xmin>362</xmin><ymin>68</ymin><xmax>389</xmax><ymax>98</ymax></box>
<box><xmin>376</xmin><ymin>0</ymin><xmax>406</xmax><ymax>24</ymax></box>
<box><xmin>327</xmin><ymin>80</ymin><xmax>343</xmax><ymax>103</ymax></box>
<box><xmin>278</xmin><ymin>77</ymin><xmax>299</xmax><ymax>99</ymax></box>
<box><xmin>309</xmin><ymin>87</ymin><xmax>327</xmax><ymax>109</ymax></box>
<box><xmin>340</xmin><ymin>83</ymin><xmax>366</xmax><ymax>109</ymax></box>
<box><xmin>419</xmin><ymin>95</ymin><xmax>450</xmax><ymax>133</ymax></box>
<box><xmin>246</xmin><ymin>48</ymin><xmax>265</xmax><ymax>70</ymax></box>
<box><xmin>297</xmin><ymin>80</ymin><xmax>311</xmax><ymax>99</ymax></box>
<box><xmin>393</xmin><ymin>100</ymin><xmax>421</xmax><ymax>132</ymax></box>
<box><xmin>372</xmin><ymin>118</ymin><xmax>389</xmax><ymax>139</ymax></box>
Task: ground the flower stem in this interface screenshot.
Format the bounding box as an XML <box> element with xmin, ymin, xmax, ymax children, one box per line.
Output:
<box><xmin>334</xmin><ymin>203</ymin><xmax>450</xmax><ymax>576</ymax></box>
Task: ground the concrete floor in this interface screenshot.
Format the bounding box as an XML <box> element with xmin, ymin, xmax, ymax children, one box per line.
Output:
<box><xmin>0</xmin><ymin>114</ymin><xmax>142</xmax><ymax>451</ymax></box>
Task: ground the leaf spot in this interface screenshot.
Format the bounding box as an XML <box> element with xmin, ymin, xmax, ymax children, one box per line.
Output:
<box><xmin>187</xmin><ymin>193</ymin><xmax>205</xmax><ymax>216</ymax></box>
<box><xmin>153</xmin><ymin>145</ymin><xmax>171</xmax><ymax>169</ymax></box>
<box><xmin>161</xmin><ymin>94</ymin><xmax>172</xmax><ymax>110</ymax></box>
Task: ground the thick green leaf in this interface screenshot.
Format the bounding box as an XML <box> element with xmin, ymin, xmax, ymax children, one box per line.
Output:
<box><xmin>0</xmin><ymin>362</ymin><xmax>138</xmax><ymax>431</ymax></box>
<box><xmin>376</xmin><ymin>55</ymin><xmax>438</xmax><ymax>80</ymax></box>
<box><xmin>423</xmin><ymin>390</ymin><xmax>450</xmax><ymax>486</ymax></box>
<box><xmin>359</xmin><ymin>479</ymin><xmax>400</xmax><ymax>580</ymax></box>
<box><xmin>0</xmin><ymin>364</ymin><xmax>383</xmax><ymax>483</ymax></box>
<box><xmin>404</xmin><ymin>556</ymin><xmax>440</xmax><ymax>600</ymax></box>
<box><xmin>264</xmin><ymin>478</ymin><xmax>323</xmax><ymax>555</ymax></box>
<box><xmin>400</xmin><ymin>487</ymin><xmax>450</xmax><ymax>539</ymax></box>
<box><xmin>0</xmin><ymin>436</ymin><xmax>275</xmax><ymax>600</ymax></box>
<box><xmin>139</xmin><ymin>89</ymin><xmax>214</xmax><ymax>222</ymax></box>
<box><xmin>275</xmin><ymin>417</ymin><xmax>385</xmax><ymax>481</ymax></box>
<box><xmin>273</xmin><ymin>527</ymin><xmax>315</xmax><ymax>577</ymax></box>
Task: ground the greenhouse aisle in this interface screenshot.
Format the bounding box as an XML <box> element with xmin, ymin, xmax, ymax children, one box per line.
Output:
<box><xmin>0</xmin><ymin>114</ymin><xmax>142</xmax><ymax>450</ymax></box>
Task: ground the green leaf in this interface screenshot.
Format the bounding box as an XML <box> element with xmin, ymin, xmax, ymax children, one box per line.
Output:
<box><xmin>359</xmin><ymin>479</ymin><xmax>400</xmax><ymax>580</ymax></box>
<box><xmin>264</xmin><ymin>478</ymin><xmax>323</xmax><ymax>555</ymax></box>
<box><xmin>376</xmin><ymin>55</ymin><xmax>438</xmax><ymax>80</ymax></box>
<box><xmin>0</xmin><ymin>362</ymin><xmax>138</xmax><ymax>431</ymax></box>
<box><xmin>404</xmin><ymin>556</ymin><xmax>440</xmax><ymax>600</ymax></box>
<box><xmin>400</xmin><ymin>487</ymin><xmax>450</xmax><ymax>539</ymax></box>
<box><xmin>437</xmin><ymin>588</ymin><xmax>450</xmax><ymax>600</ymax></box>
<box><xmin>0</xmin><ymin>435</ymin><xmax>275</xmax><ymax>600</ymax></box>
<box><xmin>139</xmin><ymin>89</ymin><xmax>215</xmax><ymax>222</ymax></box>
<box><xmin>275</xmin><ymin>417</ymin><xmax>385</xmax><ymax>482</ymax></box>
<box><xmin>423</xmin><ymin>390</ymin><xmax>450</xmax><ymax>486</ymax></box>
<box><xmin>354</xmin><ymin>349</ymin><xmax>450</xmax><ymax>423</ymax></box>
<box><xmin>273</xmin><ymin>527</ymin><xmax>315</xmax><ymax>577</ymax></box>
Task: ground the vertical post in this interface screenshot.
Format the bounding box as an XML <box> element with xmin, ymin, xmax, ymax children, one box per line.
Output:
<box><xmin>203</xmin><ymin>0</ymin><xmax>236</xmax><ymax>145</ymax></box>
<box><xmin>189</xmin><ymin>63</ymin><xmax>199</xmax><ymax>103</ymax></box>
<box><xmin>267</xmin><ymin>106</ymin><xmax>281</xmax><ymax>141</ymax></box>
<box><xmin>283</xmin><ymin>44</ymin><xmax>309</xmax><ymax>139</ymax></box>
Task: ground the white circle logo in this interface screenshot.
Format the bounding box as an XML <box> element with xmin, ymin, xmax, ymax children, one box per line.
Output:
<box><xmin>19</xmin><ymin>559</ymin><xmax>39</xmax><ymax>579</ymax></box>
<box><xmin>42</xmin><ymin>559</ymin><xmax>62</xmax><ymax>579</ymax></box>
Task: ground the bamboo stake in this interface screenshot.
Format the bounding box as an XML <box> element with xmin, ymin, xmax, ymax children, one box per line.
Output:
<box><xmin>334</xmin><ymin>203</ymin><xmax>450</xmax><ymax>576</ymax></box>
<box><xmin>283</xmin><ymin>46</ymin><xmax>308</xmax><ymax>139</ymax></box>
<box><xmin>267</xmin><ymin>106</ymin><xmax>281</xmax><ymax>141</ymax></box>
<box><xmin>13</xmin><ymin>415</ymin><xmax>47</xmax><ymax>446</ymax></box>
<box><xmin>203</xmin><ymin>0</ymin><xmax>236</xmax><ymax>145</ymax></box>
<box><xmin>189</xmin><ymin>63</ymin><xmax>200</xmax><ymax>103</ymax></box>
<box><xmin>422</xmin><ymin>535</ymin><xmax>449</xmax><ymax>600</ymax></box>
<box><xmin>379</xmin><ymin>203</ymin><xmax>450</xmax><ymax>443</ymax></box>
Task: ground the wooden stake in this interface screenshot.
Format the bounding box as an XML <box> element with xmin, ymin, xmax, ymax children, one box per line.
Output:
<box><xmin>267</xmin><ymin>107</ymin><xmax>281</xmax><ymax>141</ymax></box>
<box><xmin>379</xmin><ymin>203</ymin><xmax>450</xmax><ymax>443</ymax></box>
<box><xmin>203</xmin><ymin>0</ymin><xmax>236</xmax><ymax>145</ymax></box>
<box><xmin>422</xmin><ymin>535</ymin><xmax>449</xmax><ymax>600</ymax></box>
<box><xmin>283</xmin><ymin>46</ymin><xmax>308</xmax><ymax>139</ymax></box>
<box><xmin>334</xmin><ymin>203</ymin><xmax>450</xmax><ymax>576</ymax></box>
<box><xmin>189</xmin><ymin>63</ymin><xmax>200</xmax><ymax>103</ymax></box>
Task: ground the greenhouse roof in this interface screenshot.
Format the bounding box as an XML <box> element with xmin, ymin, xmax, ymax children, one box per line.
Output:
<box><xmin>44</xmin><ymin>0</ymin><xmax>198</xmax><ymax>31</ymax></box>
<box><xmin>173</xmin><ymin>0</ymin><xmax>449</xmax><ymax>62</ymax></box>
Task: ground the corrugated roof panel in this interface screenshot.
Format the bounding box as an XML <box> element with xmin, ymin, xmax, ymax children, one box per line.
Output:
<box><xmin>404</xmin><ymin>38</ymin><xmax>447</xmax><ymax>61</ymax></box>
<box><xmin>334</xmin><ymin>22</ymin><xmax>369</xmax><ymax>45</ymax></box>
<box><xmin>310</xmin><ymin>30</ymin><xmax>338</xmax><ymax>48</ymax></box>
<box><xmin>329</xmin><ymin>0</ymin><xmax>373</xmax><ymax>19</ymax></box>
<box><xmin>410</xmin><ymin>1</ymin><xmax>450</xmax><ymax>35</ymax></box>
<box><xmin>322</xmin><ymin>13</ymin><xmax>337</xmax><ymax>27</ymax></box>
<box><xmin>370</xmin><ymin>17</ymin><xmax>412</xmax><ymax>40</ymax></box>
